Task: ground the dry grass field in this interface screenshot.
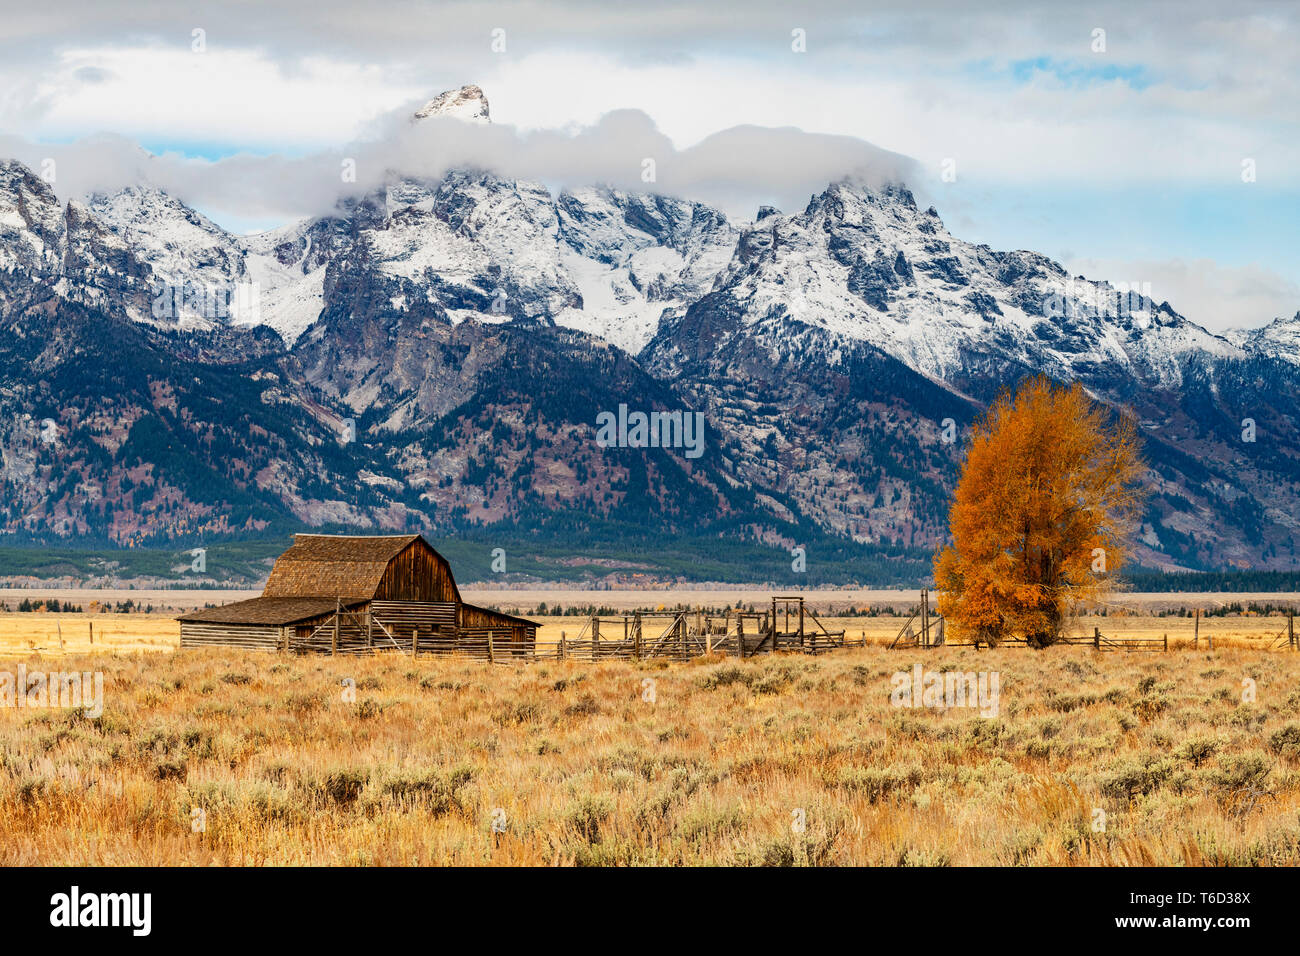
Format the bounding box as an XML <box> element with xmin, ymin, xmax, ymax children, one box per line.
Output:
<box><xmin>3</xmin><ymin>627</ymin><xmax>1300</xmax><ymax>865</ymax></box>
<box><xmin>0</xmin><ymin>614</ymin><xmax>179</xmax><ymax>658</ymax></box>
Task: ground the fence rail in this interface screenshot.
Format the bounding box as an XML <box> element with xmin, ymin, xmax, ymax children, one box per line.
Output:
<box><xmin>281</xmin><ymin>597</ymin><xmax>859</xmax><ymax>665</ymax></box>
<box><xmin>891</xmin><ymin>612</ymin><xmax>1300</xmax><ymax>653</ymax></box>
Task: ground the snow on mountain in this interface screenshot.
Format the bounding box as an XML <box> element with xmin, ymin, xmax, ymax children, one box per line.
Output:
<box><xmin>0</xmin><ymin>87</ymin><xmax>1284</xmax><ymax>381</ymax></box>
<box><xmin>330</xmin><ymin>169</ymin><xmax>581</xmax><ymax>329</ymax></box>
<box><xmin>239</xmin><ymin>221</ymin><xmax>330</xmax><ymax>343</ymax></box>
<box><xmin>412</xmin><ymin>84</ymin><xmax>491</xmax><ymax>124</ymax></box>
<box><xmin>553</xmin><ymin>187</ymin><xmax>738</xmax><ymax>353</ymax></box>
<box><xmin>1231</xmin><ymin>312</ymin><xmax>1300</xmax><ymax>365</ymax></box>
<box><xmin>88</xmin><ymin>183</ymin><xmax>339</xmax><ymax>342</ymax></box>
<box><xmin>0</xmin><ymin>160</ymin><xmax>69</xmax><ymax>283</ymax></box>
<box><xmin>643</xmin><ymin>179</ymin><xmax>1243</xmax><ymax>392</ymax></box>
<box><xmin>0</xmin><ymin>160</ymin><xmax>153</xmax><ymax>319</ymax></box>
<box><xmin>6</xmin><ymin>99</ymin><xmax>1300</xmax><ymax>571</ymax></box>
<box><xmin>87</xmin><ymin>185</ymin><xmax>249</xmax><ymax>327</ymax></box>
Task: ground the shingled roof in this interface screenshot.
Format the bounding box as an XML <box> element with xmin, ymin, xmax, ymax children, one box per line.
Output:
<box><xmin>261</xmin><ymin>534</ymin><xmax>421</xmax><ymax>601</ymax></box>
<box><xmin>177</xmin><ymin>596</ymin><xmax>366</xmax><ymax>626</ymax></box>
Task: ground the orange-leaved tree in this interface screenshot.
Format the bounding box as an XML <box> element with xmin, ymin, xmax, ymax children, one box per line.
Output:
<box><xmin>934</xmin><ymin>375</ymin><xmax>1145</xmax><ymax>647</ymax></box>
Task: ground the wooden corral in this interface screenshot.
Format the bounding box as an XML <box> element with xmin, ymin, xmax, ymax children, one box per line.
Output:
<box><xmin>531</xmin><ymin>597</ymin><xmax>853</xmax><ymax>662</ymax></box>
<box><xmin>890</xmin><ymin>590</ymin><xmax>945</xmax><ymax>648</ymax></box>
<box><xmin>178</xmin><ymin>534</ymin><xmax>536</xmax><ymax>656</ymax></box>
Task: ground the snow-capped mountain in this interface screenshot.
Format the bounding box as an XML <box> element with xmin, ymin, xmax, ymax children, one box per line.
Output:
<box><xmin>83</xmin><ymin>183</ymin><xmax>331</xmax><ymax>339</ymax></box>
<box><xmin>1230</xmin><ymin>312</ymin><xmax>1300</xmax><ymax>365</ymax></box>
<box><xmin>643</xmin><ymin>180</ymin><xmax>1243</xmax><ymax>394</ymax></box>
<box><xmin>0</xmin><ymin>160</ymin><xmax>153</xmax><ymax>319</ymax></box>
<box><xmin>413</xmin><ymin>84</ymin><xmax>491</xmax><ymax>124</ymax></box>
<box><xmin>555</xmin><ymin>187</ymin><xmax>738</xmax><ymax>354</ymax></box>
<box><xmin>2</xmin><ymin>85</ymin><xmax>1299</xmax><ymax>575</ymax></box>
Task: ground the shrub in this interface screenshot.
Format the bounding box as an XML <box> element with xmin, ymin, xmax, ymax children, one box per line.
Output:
<box><xmin>154</xmin><ymin>759</ymin><xmax>187</xmax><ymax>782</ymax></box>
<box><xmin>380</xmin><ymin>766</ymin><xmax>472</xmax><ymax>815</ymax></box>
<box><xmin>1175</xmin><ymin>735</ymin><xmax>1222</xmax><ymax>768</ymax></box>
<box><xmin>701</xmin><ymin>665</ymin><xmax>752</xmax><ymax>690</ymax></box>
<box><xmin>1267</xmin><ymin>723</ymin><xmax>1300</xmax><ymax>760</ymax></box>
<box><xmin>1099</xmin><ymin>756</ymin><xmax>1174</xmax><ymax>799</ymax></box>
<box><xmin>565</xmin><ymin>693</ymin><xmax>601</xmax><ymax>717</ymax></box>
<box><xmin>830</xmin><ymin>764</ymin><xmax>923</xmax><ymax>803</ymax></box>
<box><xmin>308</xmin><ymin>769</ymin><xmax>368</xmax><ymax>806</ymax></box>
<box><xmin>568</xmin><ymin>795</ymin><xmax>614</xmax><ymax>843</ymax></box>
<box><xmin>1209</xmin><ymin>752</ymin><xmax>1272</xmax><ymax>793</ymax></box>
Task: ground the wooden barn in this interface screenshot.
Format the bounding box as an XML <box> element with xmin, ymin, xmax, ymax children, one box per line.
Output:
<box><xmin>178</xmin><ymin>534</ymin><xmax>537</xmax><ymax>656</ymax></box>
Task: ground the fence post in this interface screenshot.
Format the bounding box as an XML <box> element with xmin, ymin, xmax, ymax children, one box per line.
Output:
<box><xmin>487</xmin><ymin>631</ymin><xmax>495</xmax><ymax>664</ymax></box>
<box><xmin>1194</xmin><ymin>608</ymin><xmax>1199</xmax><ymax>649</ymax></box>
<box><xmin>634</xmin><ymin>613</ymin><xmax>642</xmax><ymax>660</ymax></box>
<box><xmin>559</xmin><ymin>632</ymin><xmax>566</xmax><ymax>662</ymax></box>
<box><xmin>921</xmin><ymin>590</ymin><xmax>929</xmax><ymax>647</ymax></box>
<box><xmin>1093</xmin><ymin>627</ymin><xmax>1100</xmax><ymax>650</ymax></box>
<box><xmin>332</xmin><ymin>599</ymin><xmax>340</xmax><ymax>656</ymax></box>
<box><xmin>1163</xmin><ymin>633</ymin><xmax>1168</xmax><ymax>652</ymax></box>
<box><xmin>412</xmin><ymin>627</ymin><xmax>418</xmax><ymax>658</ymax></box>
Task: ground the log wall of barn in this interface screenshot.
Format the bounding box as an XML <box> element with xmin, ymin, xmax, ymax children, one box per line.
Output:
<box><xmin>371</xmin><ymin>601</ymin><xmax>457</xmax><ymax>642</ymax></box>
<box><xmin>181</xmin><ymin>623</ymin><xmax>286</xmax><ymax>651</ymax></box>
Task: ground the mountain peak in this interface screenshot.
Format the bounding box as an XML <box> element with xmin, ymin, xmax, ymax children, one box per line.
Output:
<box><xmin>413</xmin><ymin>85</ymin><xmax>491</xmax><ymax>124</ymax></box>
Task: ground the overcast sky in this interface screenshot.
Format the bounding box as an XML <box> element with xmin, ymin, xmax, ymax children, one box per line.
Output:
<box><xmin>1</xmin><ymin>0</ymin><xmax>1296</xmax><ymax>330</ymax></box>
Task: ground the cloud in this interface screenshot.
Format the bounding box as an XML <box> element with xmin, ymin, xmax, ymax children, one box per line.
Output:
<box><xmin>71</xmin><ymin>66</ymin><xmax>113</xmax><ymax>85</ymax></box>
<box><xmin>1065</xmin><ymin>256</ymin><xmax>1300</xmax><ymax>332</ymax></box>
<box><xmin>0</xmin><ymin>106</ymin><xmax>917</xmax><ymax>225</ymax></box>
<box><xmin>0</xmin><ymin>0</ymin><xmax>1293</xmax><ymax>326</ymax></box>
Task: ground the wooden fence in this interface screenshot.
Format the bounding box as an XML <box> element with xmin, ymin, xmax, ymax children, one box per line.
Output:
<box><xmin>290</xmin><ymin>597</ymin><xmax>857</xmax><ymax>664</ymax></box>
<box><xmin>889</xmin><ymin>606</ymin><xmax>1300</xmax><ymax>652</ymax></box>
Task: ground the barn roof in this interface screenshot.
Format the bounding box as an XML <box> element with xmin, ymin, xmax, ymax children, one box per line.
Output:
<box><xmin>261</xmin><ymin>533</ymin><xmax>423</xmax><ymax>601</ymax></box>
<box><xmin>461</xmin><ymin>603</ymin><xmax>541</xmax><ymax>628</ymax></box>
<box><xmin>177</xmin><ymin>596</ymin><xmax>366</xmax><ymax>626</ymax></box>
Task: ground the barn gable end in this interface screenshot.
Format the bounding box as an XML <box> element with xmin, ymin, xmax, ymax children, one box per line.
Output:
<box><xmin>373</xmin><ymin>539</ymin><xmax>461</xmax><ymax>604</ymax></box>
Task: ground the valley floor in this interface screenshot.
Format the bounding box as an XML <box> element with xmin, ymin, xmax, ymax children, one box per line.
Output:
<box><xmin>2</xmin><ymin>633</ymin><xmax>1299</xmax><ymax>864</ymax></box>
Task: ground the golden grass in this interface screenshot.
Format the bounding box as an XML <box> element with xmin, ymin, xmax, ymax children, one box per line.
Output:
<box><xmin>2</xmin><ymin>638</ymin><xmax>1299</xmax><ymax>865</ymax></box>
<box><xmin>0</xmin><ymin>614</ymin><xmax>179</xmax><ymax>658</ymax></box>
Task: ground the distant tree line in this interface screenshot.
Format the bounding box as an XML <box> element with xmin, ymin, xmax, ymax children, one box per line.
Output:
<box><xmin>1125</xmin><ymin>570</ymin><xmax>1300</xmax><ymax>593</ymax></box>
<box><xmin>12</xmin><ymin>599</ymin><xmax>85</xmax><ymax>612</ymax></box>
